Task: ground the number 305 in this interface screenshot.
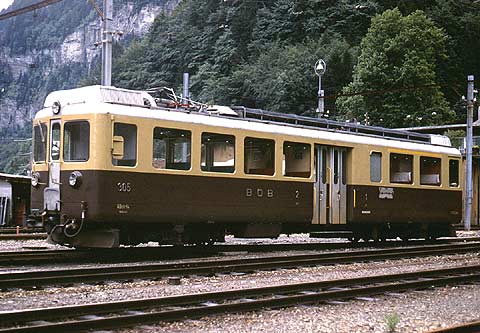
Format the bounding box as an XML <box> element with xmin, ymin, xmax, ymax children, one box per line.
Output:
<box><xmin>117</xmin><ymin>182</ymin><xmax>131</xmax><ymax>192</ymax></box>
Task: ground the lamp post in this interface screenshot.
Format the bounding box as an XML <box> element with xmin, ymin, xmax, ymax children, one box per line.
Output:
<box><xmin>314</xmin><ymin>59</ymin><xmax>326</xmax><ymax>118</ymax></box>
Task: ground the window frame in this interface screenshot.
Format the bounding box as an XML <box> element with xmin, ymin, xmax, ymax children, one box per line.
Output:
<box><xmin>152</xmin><ymin>127</ymin><xmax>192</xmax><ymax>171</ymax></box>
<box><xmin>63</xmin><ymin>121</ymin><xmax>90</xmax><ymax>162</ymax></box>
<box><xmin>112</xmin><ymin>122</ymin><xmax>138</xmax><ymax>168</ymax></box>
<box><xmin>283</xmin><ymin>141</ymin><xmax>311</xmax><ymax>178</ymax></box>
<box><xmin>448</xmin><ymin>159</ymin><xmax>460</xmax><ymax>188</ymax></box>
<box><xmin>50</xmin><ymin>122</ymin><xmax>61</xmax><ymax>161</ymax></box>
<box><xmin>420</xmin><ymin>156</ymin><xmax>441</xmax><ymax>186</ymax></box>
<box><xmin>33</xmin><ymin>123</ymin><xmax>47</xmax><ymax>163</ymax></box>
<box><xmin>370</xmin><ymin>151</ymin><xmax>382</xmax><ymax>183</ymax></box>
<box><xmin>389</xmin><ymin>153</ymin><xmax>413</xmax><ymax>184</ymax></box>
<box><xmin>201</xmin><ymin>132</ymin><xmax>235</xmax><ymax>174</ymax></box>
<box><xmin>244</xmin><ymin>137</ymin><xmax>275</xmax><ymax>176</ymax></box>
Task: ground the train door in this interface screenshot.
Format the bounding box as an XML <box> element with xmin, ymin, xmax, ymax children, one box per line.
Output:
<box><xmin>0</xmin><ymin>180</ymin><xmax>11</xmax><ymax>226</ymax></box>
<box><xmin>314</xmin><ymin>145</ymin><xmax>347</xmax><ymax>225</ymax></box>
<box><xmin>44</xmin><ymin>120</ymin><xmax>61</xmax><ymax>211</ymax></box>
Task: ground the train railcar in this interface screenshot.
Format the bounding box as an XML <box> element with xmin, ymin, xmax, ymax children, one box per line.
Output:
<box><xmin>28</xmin><ymin>85</ymin><xmax>462</xmax><ymax>248</ymax></box>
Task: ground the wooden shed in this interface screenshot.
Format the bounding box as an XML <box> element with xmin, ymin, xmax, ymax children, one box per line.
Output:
<box><xmin>0</xmin><ymin>173</ymin><xmax>31</xmax><ymax>227</ymax></box>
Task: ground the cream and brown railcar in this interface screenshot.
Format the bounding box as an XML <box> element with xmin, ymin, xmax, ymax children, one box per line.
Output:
<box><xmin>29</xmin><ymin>86</ymin><xmax>462</xmax><ymax>248</ymax></box>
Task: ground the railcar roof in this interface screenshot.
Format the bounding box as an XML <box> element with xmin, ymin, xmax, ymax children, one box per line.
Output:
<box><xmin>36</xmin><ymin>86</ymin><xmax>461</xmax><ymax>156</ymax></box>
<box><xmin>0</xmin><ymin>173</ymin><xmax>31</xmax><ymax>182</ymax></box>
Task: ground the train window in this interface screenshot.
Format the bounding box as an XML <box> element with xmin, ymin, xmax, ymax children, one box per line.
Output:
<box><xmin>112</xmin><ymin>123</ymin><xmax>137</xmax><ymax>167</ymax></box>
<box><xmin>390</xmin><ymin>153</ymin><xmax>413</xmax><ymax>184</ymax></box>
<box><xmin>244</xmin><ymin>137</ymin><xmax>275</xmax><ymax>176</ymax></box>
<box><xmin>283</xmin><ymin>142</ymin><xmax>311</xmax><ymax>178</ymax></box>
<box><xmin>33</xmin><ymin>123</ymin><xmax>47</xmax><ymax>163</ymax></box>
<box><xmin>51</xmin><ymin>123</ymin><xmax>60</xmax><ymax>161</ymax></box>
<box><xmin>153</xmin><ymin>128</ymin><xmax>191</xmax><ymax>170</ymax></box>
<box><xmin>370</xmin><ymin>152</ymin><xmax>382</xmax><ymax>182</ymax></box>
<box><xmin>63</xmin><ymin>121</ymin><xmax>89</xmax><ymax>162</ymax></box>
<box><xmin>420</xmin><ymin>156</ymin><xmax>441</xmax><ymax>186</ymax></box>
<box><xmin>342</xmin><ymin>150</ymin><xmax>347</xmax><ymax>185</ymax></box>
<box><xmin>201</xmin><ymin>133</ymin><xmax>235</xmax><ymax>173</ymax></box>
<box><xmin>449</xmin><ymin>159</ymin><xmax>459</xmax><ymax>187</ymax></box>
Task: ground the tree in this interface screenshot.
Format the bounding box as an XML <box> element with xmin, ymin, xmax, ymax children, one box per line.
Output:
<box><xmin>229</xmin><ymin>35</ymin><xmax>355</xmax><ymax>115</ymax></box>
<box><xmin>336</xmin><ymin>9</ymin><xmax>455</xmax><ymax>128</ymax></box>
<box><xmin>426</xmin><ymin>0</ymin><xmax>480</xmax><ymax>121</ymax></box>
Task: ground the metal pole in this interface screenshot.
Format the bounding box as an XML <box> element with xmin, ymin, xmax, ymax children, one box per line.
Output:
<box><xmin>101</xmin><ymin>0</ymin><xmax>113</xmax><ymax>86</ymax></box>
<box><xmin>317</xmin><ymin>75</ymin><xmax>324</xmax><ymax>118</ymax></box>
<box><xmin>183</xmin><ymin>73</ymin><xmax>190</xmax><ymax>105</ymax></box>
<box><xmin>465</xmin><ymin>75</ymin><xmax>474</xmax><ymax>231</ymax></box>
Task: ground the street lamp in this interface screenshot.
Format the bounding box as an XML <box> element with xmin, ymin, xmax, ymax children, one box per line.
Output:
<box><xmin>314</xmin><ymin>59</ymin><xmax>326</xmax><ymax>118</ymax></box>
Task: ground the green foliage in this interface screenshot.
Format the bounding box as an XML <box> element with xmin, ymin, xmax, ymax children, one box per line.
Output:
<box><xmin>2</xmin><ymin>0</ymin><xmax>480</xmax><ymax>179</ymax></box>
<box><xmin>113</xmin><ymin>0</ymin><xmax>479</xmax><ymax>124</ymax></box>
<box><xmin>0</xmin><ymin>126</ymin><xmax>31</xmax><ymax>175</ymax></box>
<box><xmin>427</xmin><ymin>0</ymin><xmax>480</xmax><ymax>118</ymax></box>
<box><xmin>336</xmin><ymin>9</ymin><xmax>455</xmax><ymax>128</ymax></box>
<box><xmin>0</xmin><ymin>0</ymin><xmax>169</xmax><ymax>173</ymax></box>
<box><xmin>229</xmin><ymin>36</ymin><xmax>355</xmax><ymax>115</ymax></box>
<box><xmin>444</xmin><ymin>129</ymin><xmax>466</xmax><ymax>149</ymax></box>
<box><xmin>113</xmin><ymin>0</ymin><xmax>360</xmax><ymax>115</ymax></box>
<box><xmin>384</xmin><ymin>312</ymin><xmax>400</xmax><ymax>333</ymax></box>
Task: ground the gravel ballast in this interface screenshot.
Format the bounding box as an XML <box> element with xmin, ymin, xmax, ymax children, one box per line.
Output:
<box><xmin>0</xmin><ymin>233</ymin><xmax>479</xmax><ymax>332</ymax></box>
<box><xmin>118</xmin><ymin>284</ymin><xmax>480</xmax><ymax>333</ymax></box>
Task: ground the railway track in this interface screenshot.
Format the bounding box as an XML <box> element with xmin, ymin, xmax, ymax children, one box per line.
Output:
<box><xmin>0</xmin><ymin>264</ymin><xmax>479</xmax><ymax>332</ymax></box>
<box><xmin>1</xmin><ymin>242</ymin><xmax>480</xmax><ymax>291</ymax></box>
<box><xmin>0</xmin><ymin>238</ymin><xmax>477</xmax><ymax>266</ymax></box>
<box><xmin>0</xmin><ymin>227</ymin><xmax>46</xmax><ymax>240</ymax></box>
<box><xmin>0</xmin><ymin>233</ymin><xmax>46</xmax><ymax>241</ymax></box>
<box><xmin>427</xmin><ymin>320</ymin><xmax>480</xmax><ymax>332</ymax></box>
<box><xmin>0</xmin><ymin>227</ymin><xmax>44</xmax><ymax>234</ymax></box>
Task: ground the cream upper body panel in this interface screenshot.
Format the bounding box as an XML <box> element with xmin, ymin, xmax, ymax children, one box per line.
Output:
<box><xmin>35</xmin><ymin>101</ymin><xmax>460</xmax><ymax>156</ymax></box>
<box><xmin>33</xmin><ymin>86</ymin><xmax>461</xmax><ymax>187</ymax></box>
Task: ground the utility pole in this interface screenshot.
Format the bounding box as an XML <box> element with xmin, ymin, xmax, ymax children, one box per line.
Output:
<box><xmin>1</xmin><ymin>0</ymin><xmax>116</xmax><ymax>86</ymax></box>
<box><xmin>465</xmin><ymin>75</ymin><xmax>474</xmax><ymax>231</ymax></box>
<box><xmin>101</xmin><ymin>0</ymin><xmax>113</xmax><ymax>86</ymax></box>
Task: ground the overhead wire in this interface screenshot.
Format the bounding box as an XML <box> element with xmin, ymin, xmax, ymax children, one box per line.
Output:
<box><xmin>0</xmin><ymin>0</ymin><xmax>64</xmax><ymax>21</ymax></box>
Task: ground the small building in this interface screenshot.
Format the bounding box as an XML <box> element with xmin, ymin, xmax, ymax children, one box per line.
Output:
<box><xmin>0</xmin><ymin>173</ymin><xmax>31</xmax><ymax>227</ymax></box>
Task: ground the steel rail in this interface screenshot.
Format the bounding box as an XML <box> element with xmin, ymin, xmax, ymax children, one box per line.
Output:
<box><xmin>0</xmin><ymin>265</ymin><xmax>479</xmax><ymax>332</ymax></box>
<box><xmin>426</xmin><ymin>320</ymin><xmax>480</xmax><ymax>332</ymax></box>
<box><xmin>0</xmin><ymin>228</ymin><xmax>44</xmax><ymax>234</ymax></box>
<box><xmin>0</xmin><ymin>234</ymin><xmax>46</xmax><ymax>241</ymax></box>
<box><xmin>0</xmin><ymin>238</ymin><xmax>476</xmax><ymax>266</ymax></box>
<box><xmin>1</xmin><ymin>242</ymin><xmax>480</xmax><ymax>290</ymax></box>
<box><xmin>0</xmin><ymin>242</ymin><xmax>363</xmax><ymax>265</ymax></box>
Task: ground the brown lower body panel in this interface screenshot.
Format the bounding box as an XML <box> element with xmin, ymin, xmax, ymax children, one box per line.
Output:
<box><xmin>33</xmin><ymin>170</ymin><xmax>313</xmax><ymax>226</ymax></box>
<box><xmin>347</xmin><ymin>185</ymin><xmax>462</xmax><ymax>225</ymax></box>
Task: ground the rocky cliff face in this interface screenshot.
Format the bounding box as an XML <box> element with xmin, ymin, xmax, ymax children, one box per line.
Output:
<box><xmin>0</xmin><ymin>0</ymin><xmax>180</xmax><ymax>131</ymax></box>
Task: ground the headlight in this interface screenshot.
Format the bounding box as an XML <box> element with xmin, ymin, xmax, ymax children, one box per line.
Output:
<box><xmin>31</xmin><ymin>172</ymin><xmax>40</xmax><ymax>187</ymax></box>
<box><xmin>52</xmin><ymin>101</ymin><xmax>61</xmax><ymax>114</ymax></box>
<box><xmin>69</xmin><ymin>171</ymin><xmax>83</xmax><ymax>188</ymax></box>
